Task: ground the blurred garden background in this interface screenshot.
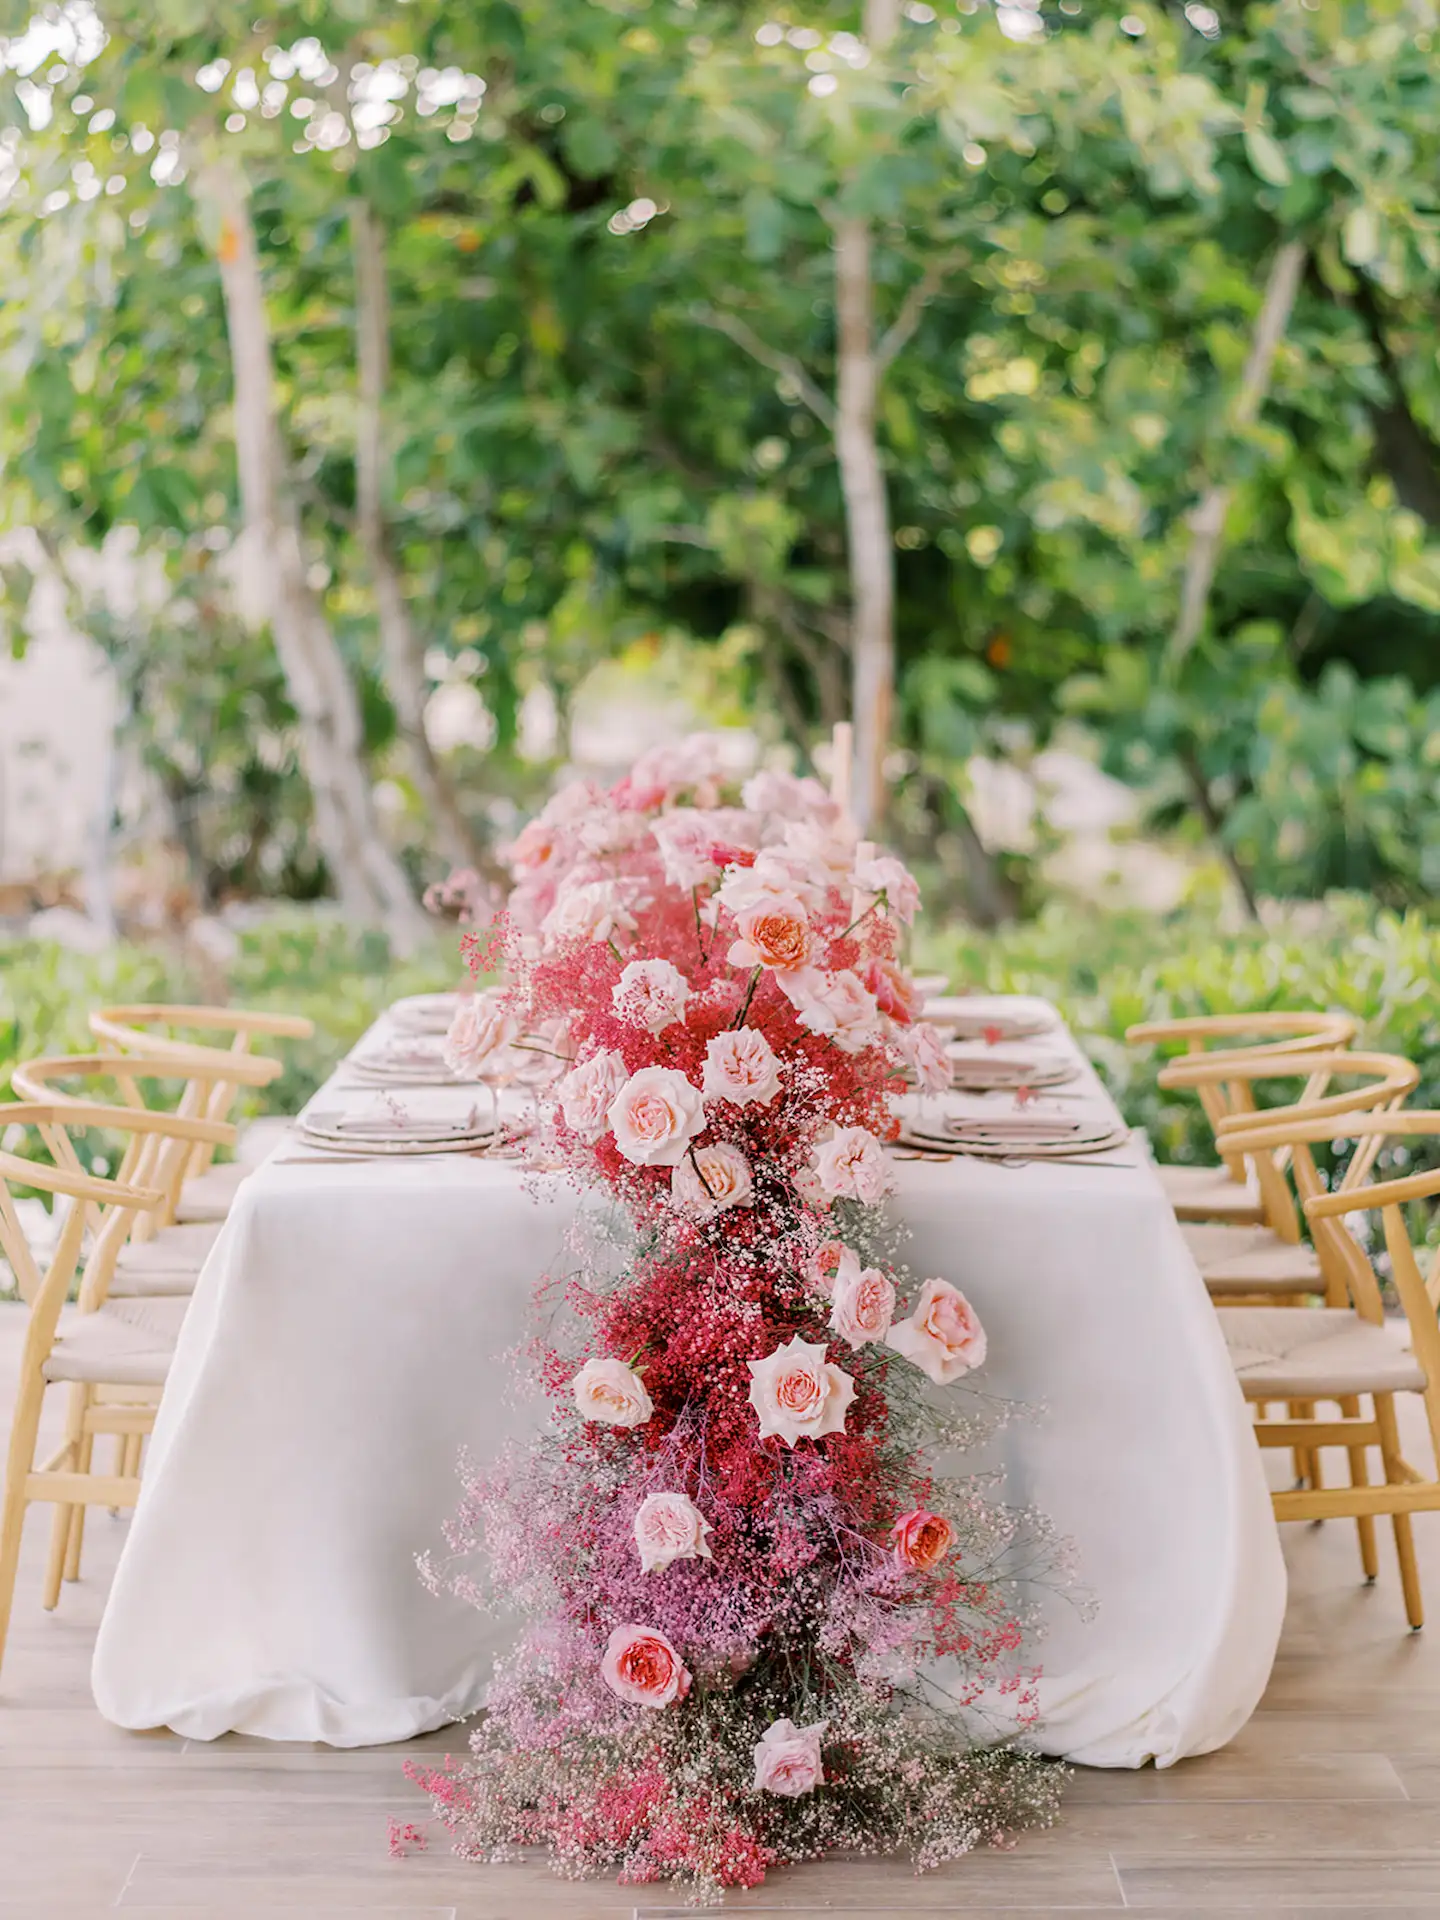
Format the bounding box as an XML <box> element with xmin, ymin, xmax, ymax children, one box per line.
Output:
<box><xmin>3</xmin><ymin>0</ymin><xmax>1440</xmax><ymax>1157</ymax></box>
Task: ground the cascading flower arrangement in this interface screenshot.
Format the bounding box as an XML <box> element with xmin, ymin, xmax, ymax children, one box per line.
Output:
<box><xmin>414</xmin><ymin>744</ymin><xmax>1062</xmax><ymax>1902</ymax></box>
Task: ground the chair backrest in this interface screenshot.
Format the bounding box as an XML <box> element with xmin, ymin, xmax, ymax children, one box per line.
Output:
<box><xmin>90</xmin><ymin>1003</ymin><xmax>313</xmax><ymax>1183</ymax></box>
<box><xmin>1128</xmin><ymin>1012</ymin><xmax>1357</xmax><ymax>1173</ymax></box>
<box><xmin>0</xmin><ymin>1104</ymin><xmax>183</xmax><ymax>1357</ymax></box>
<box><xmin>1303</xmin><ymin>1114</ymin><xmax>1440</xmax><ymax>1465</ymax></box>
<box><xmin>1164</xmin><ymin>1049</ymin><xmax>1417</xmax><ymax>1243</ymax></box>
<box><xmin>8</xmin><ymin>1056</ymin><xmax>240</xmax><ymax>1241</ymax></box>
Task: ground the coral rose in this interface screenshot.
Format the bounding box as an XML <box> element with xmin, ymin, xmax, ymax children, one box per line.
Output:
<box><xmin>829</xmin><ymin>1260</ymin><xmax>896</xmax><ymax>1351</ymax></box>
<box><xmin>887</xmin><ymin>1278</ymin><xmax>987</xmax><ymax>1385</ymax></box>
<box><xmin>812</xmin><ymin>1126</ymin><xmax>892</xmax><ymax>1204</ymax></box>
<box><xmin>633</xmin><ymin>1491</ymin><xmax>714</xmax><ymax>1574</ymax></box>
<box><xmin>727</xmin><ymin>894</ymin><xmax>813</xmax><ymax>973</ymax></box>
<box><xmin>608</xmin><ymin>1066</ymin><xmax>706</xmax><ymax>1168</ymax></box>
<box><xmin>752</xmin><ymin>1717</ymin><xmax>827</xmax><ymax>1796</ymax></box>
<box><xmin>600</xmin><ymin>1624</ymin><xmax>692</xmax><ymax>1709</ymax></box>
<box><xmin>702</xmin><ymin>1027</ymin><xmax>783</xmax><ymax>1108</ymax></box>
<box><xmin>865</xmin><ymin>956</ymin><xmax>921</xmax><ymax>1025</ymax></box>
<box><xmin>443</xmin><ymin>993</ymin><xmax>518</xmax><ymax>1078</ymax></box>
<box><xmin>556</xmin><ymin>1049</ymin><xmax>627</xmax><ymax>1141</ymax></box>
<box><xmin>571</xmin><ymin>1357</ymin><xmax>654</xmax><ymax>1428</ymax></box>
<box><xmin>747</xmin><ymin>1335</ymin><xmax>855</xmax><ymax>1448</ymax></box>
<box><xmin>612</xmin><ymin>958</ymin><xmax>691</xmax><ymax>1035</ymax></box>
<box><xmin>890</xmin><ymin>1508</ymin><xmax>955</xmax><ymax>1572</ymax></box>
<box><xmin>810</xmin><ymin>1239</ymin><xmax>855</xmax><ymax>1295</ymax></box>
<box><xmin>671</xmin><ymin>1143</ymin><xmax>754</xmax><ymax>1217</ymax></box>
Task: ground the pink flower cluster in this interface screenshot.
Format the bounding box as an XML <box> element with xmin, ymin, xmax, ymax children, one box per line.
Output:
<box><xmin>415</xmin><ymin>737</ymin><xmax>1057</xmax><ymax>1900</ymax></box>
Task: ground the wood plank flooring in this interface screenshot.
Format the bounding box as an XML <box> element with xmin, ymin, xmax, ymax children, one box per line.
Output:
<box><xmin>4</xmin><ymin>1302</ymin><xmax>1440</xmax><ymax>1917</ymax></box>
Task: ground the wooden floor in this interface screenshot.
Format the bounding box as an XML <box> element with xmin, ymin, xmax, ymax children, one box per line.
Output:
<box><xmin>5</xmin><ymin>1305</ymin><xmax>1440</xmax><ymax>1917</ymax></box>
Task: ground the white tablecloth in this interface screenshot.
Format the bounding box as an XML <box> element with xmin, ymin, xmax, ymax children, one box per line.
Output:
<box><xmin>92</xmin><ymin>998</ymin><xmax>1285</xmax><ymax>1764</ymax></box>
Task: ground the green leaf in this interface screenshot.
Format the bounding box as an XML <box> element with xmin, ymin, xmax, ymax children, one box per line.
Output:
<box><xmin>1243</xmin><ymin>125</ymin><xmax>1291</xmax><ymax>188</ymax></box>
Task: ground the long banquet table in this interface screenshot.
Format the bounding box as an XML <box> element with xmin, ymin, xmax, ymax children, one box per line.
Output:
<box><xmin>92</xmin><ymin>995</ymin><xmax>1286</xmax><ymax>1765</ymax></box>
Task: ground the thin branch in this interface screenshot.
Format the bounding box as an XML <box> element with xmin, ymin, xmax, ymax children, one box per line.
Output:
<box><xmin>1170</xmin><ymin>237</ymin><xmax>1306</xmax><ymax>667</ymax></box>
<box><xmin>876</xmin><ymin>256</ymin><xmax>950</xmax><ymax>374</ymax></box>
<box><xmin>694</xmin><ymin>306</ymin><xmax>837</xmax><ymax>428</ymax></box>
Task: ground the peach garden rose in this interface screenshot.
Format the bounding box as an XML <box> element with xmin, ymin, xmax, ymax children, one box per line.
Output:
<box><xmin>829</xmin><ymin>1259</ymin><xmax>896</xmax><ymax>1352</ymax></box>
<box><xmin>556</xmin><ymin>1049</ymin><xmax>627</xmax><ymax>1141</ymax></box>
<box><xmin>887</xmin><ymin>1278</ymin><xmax>987</xmax><ymax>1385</ymax></box>
<box><xmin>600</xmin><ymin>1624</ymin><xmax>692</xmax><ymax>1709</ymax></box>
<box><xmin>727</xmin><ymin>894</ymin><xmax>814</xmax><ymax>973</ymax></box>
<box><xmin>608</xmin><ymin>1066</ymin><xmax>706</xmax><ymax>1168</ymax></box>
<box><xmin>671</xmin><ymin>1142</ymin><xmax>753</xmax><ymax>1217</ymax></box>
<box><xmin>571</xmin><ymin>1357</ymin><xmax>654</xmax><ymax>1428</ymax></box>
<box><xmin>747</xmin><ymin>1335</ymin><xmax>855</xmax><ymax>1448</ymax></box>
<box><xmin>813</xmin><ymin>1126</ymin><xmax>892</xmax><ymax>1204</ymax></box>
<box><xmin>702</xmin><ymin>1026</ymin><xmax>783</xmax><ymax>1107</ymax></box>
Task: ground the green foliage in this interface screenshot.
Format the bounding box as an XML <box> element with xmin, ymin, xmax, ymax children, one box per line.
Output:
<box><xmin>916</xmin><ymin>894</ymin><xmax>1440</xmax><ymax>1168</ymax></box>
<box><xmin>0</xmin><ymin>917</ymin><xmax>460</xmax><ymax>1121</ymax></box>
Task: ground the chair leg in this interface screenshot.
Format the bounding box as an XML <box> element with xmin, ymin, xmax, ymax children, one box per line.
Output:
<box><xmin>64</xmin><ymin>1426</ymin><xmax>96</xmax><ymax>1583</ymax></box>
<box><xmin>0</xmin><ymin>1370</ymin><xmax>47</xmax><ymax>1685</ymax></box>
<box><xmin>44</xmin><ymin>1387</ymin><xmax>88</xmax><ymax>1606</ymax></box>
<box><xmin>1291</xmin><ymin>1399</ymin><xmax>1318</xmax><ymax>1491</ymax></box>
<box><xmin>1339</xmin><ymin>1396</ymin><xmax>1378</xmax><ymax>1581</ymax></box>
<box><xmin>1376</xmin><ymin>1395</ymin><xmax>1424</xmax><ymax>1630</ymax></box>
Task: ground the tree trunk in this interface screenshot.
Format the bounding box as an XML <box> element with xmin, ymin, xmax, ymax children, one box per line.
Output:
<box><xmin>836</xmin><ymin>0</ymin><xmax>904</xmax><ymax>834</ymax></box>
<box><xmin>350</xmin><ymin>197</ymin><xmax>481</xmax><ymax>875</ymax></box>
<box><xmin>197</xmin><ymin>160</ymin><xmax>426</xmax><ymax>947</ymax></box>
<box><xmin>1348</xmin><ymin>275</ymin><xmax>1440</xmax><ymax>530</ymax></box>
<box><xmin>834</xmin><ymin>214</ymin><xmax>894</xmax><ymax>836</ymax></box>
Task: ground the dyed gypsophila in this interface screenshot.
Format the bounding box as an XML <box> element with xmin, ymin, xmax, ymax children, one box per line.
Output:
<box><xmin>417</xmin><ymin>745</ymin><xmax>1061</xmax><ymax>1902</ymax></box>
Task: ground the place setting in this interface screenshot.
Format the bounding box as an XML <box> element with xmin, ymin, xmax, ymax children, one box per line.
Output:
<box><xmin>921</xmin><ymin>994</ymin><xmax>1062</xmax><ymax>1044</ymax></box>
<box><xmin>287</xmin><ymin>1086</ymin><xmax>501</xmax><ymax>1158</ymax></box>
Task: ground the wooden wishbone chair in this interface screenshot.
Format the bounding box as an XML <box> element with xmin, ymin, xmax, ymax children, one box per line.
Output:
<box><xmin>9</xmin><ymin>1054</ymin><xmax>254</xmax><ymax>1291</ymax></box>
<box><xmin>1157</xmin><ymin>1049</ymin><xmax>1417</xmax><ymax>1302</ymax></box>
<box><xmin>0</xmin><ymin>1099</ymin><xmax>233</xmax><ymax>1679</ymax></box>
<box><xmin>1127</xmin><ymin>1012</ymin><xmax>1358</xmax><ymax>1224</ymax></box>
<box><xmin>1213</xmin><ymin>1107</ymin><xmax>1440</xmax><ymax>1629</ymax></box>
<box><xmin>89</xmin><ymin>1003</ymin><xmax>313</xmax><ymax>1222</ymax></box>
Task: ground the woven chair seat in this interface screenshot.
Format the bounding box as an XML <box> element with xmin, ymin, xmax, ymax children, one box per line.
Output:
<box><xmin>1156</xmin><ymin>1162</ymin><xmax>1265</xmax><ymax>1225</ymax></box>
<box><xmin>174</xmin><ymin>1160</ymin><xmax>250</xmax><ymax>1224</ymax></box>
<box><xmin>111</xmin><ymin>1221</ymin><xmax>223</xmax><ymax>1297</ymax></box>
<box><xmin>43</xmin><ymin>1298</ymin><xmax>188</xmax><ymax>1389</ymax></box>
<box><xmin>1217</xmin><ymin>1306</ymin><xmax>1425</xmax><ymax>1400</ymax></box>
<box><xmin>1182</xmin><ymin>1221</ymin><xmax>1322</xmax><ymax>1294</ymax></box>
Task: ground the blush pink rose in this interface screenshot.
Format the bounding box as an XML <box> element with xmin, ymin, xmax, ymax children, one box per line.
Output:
<box><xmin>633</xmin><ymin>1490</ymin><xmax>713</xmax><ymax>1573</ymax></box>
<box><xmin>650</xmin><ymin>809</ymin><xmax>720</xmax><ymax>891</ymax></box>
<box><xmin>611</xmin><ymin>958</ymin><xmax>691</xmax><ymax>1035</ymax></box>
<box><xmin>829</xmin><ymin>1260</ymin><xmax>896</xmax><ymax>1351</ymax></box>
<box><xmin>812</xmin><ymin>1127</ymin><xmax>892</xmax><ymax>1204</ymax></box>
<box><xmin>742</xmin><ymin>768</ymin><xmax>837</xmax><ymax>824</ymax></box>
<box><xmin>890</xmin><ymin>1508</ymin><xmax>955</xmax><ymax>1572</ymax></box>
<box><xmin>727</xmin><ymin>894</ymin><xmax>814</xmax><ymax>973</ymax></box>
<box><xmin>542</xmin><ymin>879</ymin><xmax>638</xmax><ymax>949</ymax></box>
<box><xmin>702</xmin><ymin>1027</ymin><xmax>783</xmax><ymax>1107</ymax></box>
<box><xmin>779</xmin><ymin>968</ymin><xmax>881</xmax><ymax>1053</ymax></box>
<box><xmin>556</xmin><ymin>1049</ymin><xmax>627</xmax><ymax>1141</ymax></box>
<box><xmin>608</xmin><ymin>1066</ymin><xmax>705</xmax><ymax>1168</ymax></box>
<box><xmin>600</xmin><ymin>1624</ymin><xmax>692</xmax><ymax>1709</ymax></box>
<box><xmin>671</xmin><ymin>1142</ymin><xmax>754</xmax><ymax>1217</ymax></box>
<box><xmin>900</xmin><ymin>1022</ymin><xmax>952</xmax><ymax>1095</ymax></box>
<box><xmin>506</xmin><ymin>817</ymin><xmax>565</xmax><ymax>877</ymax></box>
<box><xmin>746</xmin><ymin>1335</ymin><xmax>856</xmax><ymax>1448</ymax></box>
<box><xmin>887</xmin><ymin>1278</ymin><xmax>987</xmax><ymax>1385</ymax></box>
<box><xmin>852</xmin><ymin>849</ymin><xmax>921</xmax><ymax>925</ymax></box>
<box><xmin>443</xmin><ymin>993</ymin><xmax>519</xmax><ymax>1077</ymax></box>
<box><xmin>752</xmin><ymin>1717</ymin><xmax>827</xmax><ymax>1796</ymax></box>
<box><xmin>571</xmin><ymin>1356</ymin><xmax>654</xmax><ymax>1427</ymax></box>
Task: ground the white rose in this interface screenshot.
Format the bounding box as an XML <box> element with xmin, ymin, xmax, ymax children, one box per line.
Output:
<box><xmin>611</xmin><ymin>958</ymin><xmax>691</xmax><ymax>1035</ymax></box>
<box><xmin>608</xmin><ymin>1066</ymin><xmax>706</xmax><ymax>1167</ymax></box>
<box><xmin>442</xmin><ymin>993</ymin><xmax>518</xmax><ymax>1078</ymax></box>
<box><xmin>851</xmin><ymin>848</ymin><xmax>921</xmax><ymax>925</ymax></box>
<box><xmin>746</xmin><ymin>1335</ymin><xmax>856</xmax><ymax>1448</ymax></box>
<box><xmin>671</xmin><ymin>1142</ymin><xmax>754</xmax><ymax>1217</ymax></box>
<box><xmin>572</xmin><ymin>1356</ymin><xmax>654</xmax><ymax>1427</ymax></box>
<box><xmin>542</xmin><ymin>879</ymin><xmax>638</xmax><ymax>949</ymax></box>
<box><xmin>779</xmin><ymin>968</ymin><xmax>881</xmax><ymax>1053</ymax></box>
<box><xmin>556</xmin><ymin>1049</ymin><xmax>628</xmax><ymax>1141</ymax></box>
<box><xmin>633</xmin><ymin>1490</ymin><xmax>713</xmax><ymax>1573</ymax></box>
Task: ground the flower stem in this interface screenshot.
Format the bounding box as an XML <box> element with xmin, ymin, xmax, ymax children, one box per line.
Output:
<box><xmin>731</xmin><ymin>966</ymin><xmax>762</xmax><ymax>1029</ymax></box>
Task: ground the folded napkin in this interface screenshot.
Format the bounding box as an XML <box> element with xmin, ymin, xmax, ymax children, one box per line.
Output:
<box><xmin>947</xmin><ymin>1114</ymin><xmax>1093</xmax><ymax>1141</ymax></box>
<box><xmin>306</xmin><ymin>1089</ymin><xmax>487</xmax><ymax>1139</ymax></box>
